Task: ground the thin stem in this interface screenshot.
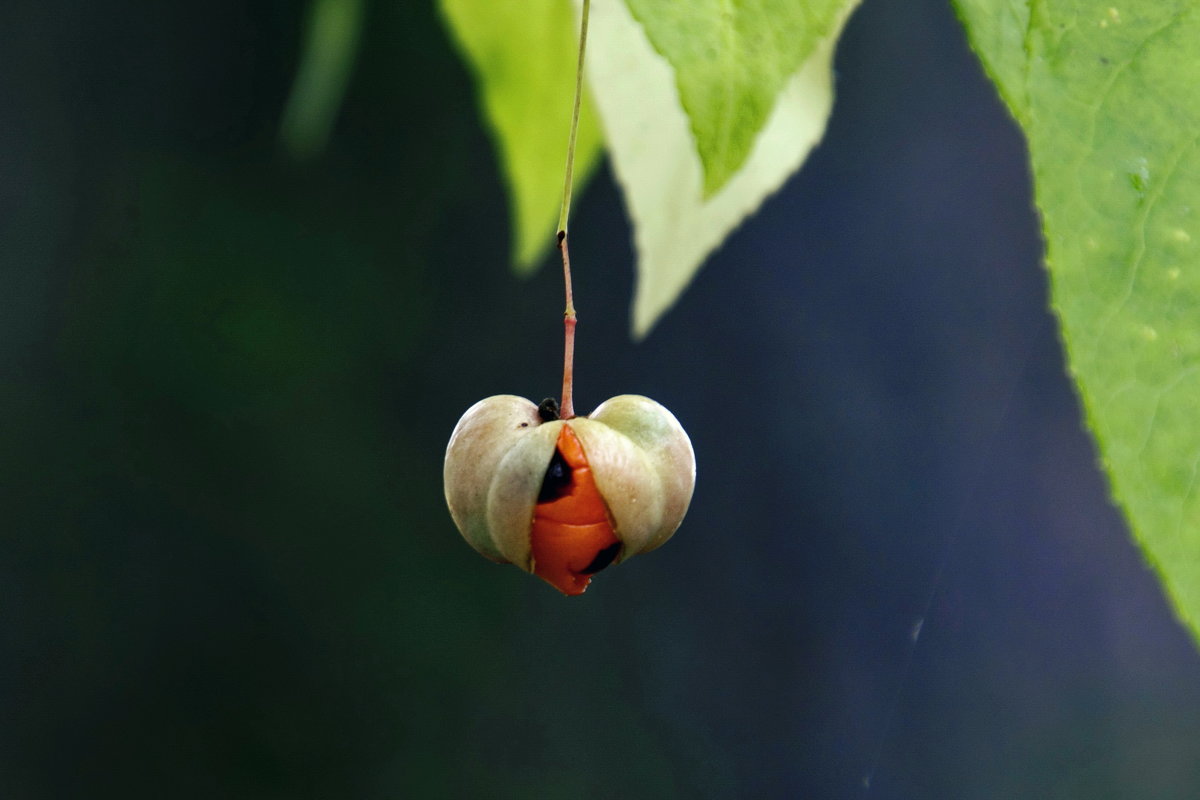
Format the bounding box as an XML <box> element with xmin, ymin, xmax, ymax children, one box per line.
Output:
<box><xmin>559</xmin><ymin>232</ymin><xmax>577</xmax><ymax>420</ymax></box>
<box><xmin>557</xmin><ymin>0</ymin><xmax>589</xmax><ymax>420</ymax></box>
<box><xmin>558</xmin><ymin>0</ymin><xmax>590</xmax><ymax>236</ymax></box>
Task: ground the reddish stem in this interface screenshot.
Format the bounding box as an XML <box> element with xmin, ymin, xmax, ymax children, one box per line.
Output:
<box><xmin>558</xmin><ymin>230</ymin><xmax>576</xmax><ymax>419</ymax></box>
<box><xmin>555</xmin><ymin>1</ymin><xmax>588</xmax><ymax>420</ymax></box>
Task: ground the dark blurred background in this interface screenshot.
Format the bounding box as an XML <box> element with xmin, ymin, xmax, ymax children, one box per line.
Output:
<box><xmin>4</xmin><ymin>1</ymin><xmax>1200</xmax><ymax>797</ymax></box>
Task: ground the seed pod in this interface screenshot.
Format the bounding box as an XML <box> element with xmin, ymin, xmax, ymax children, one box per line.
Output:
<box><xmin>443</xmin><ymin>394</ymin><xmax>696</xmax><ymax>595</ymax></box>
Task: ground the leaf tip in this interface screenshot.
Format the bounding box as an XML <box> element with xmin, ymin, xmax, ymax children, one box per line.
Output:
<box><xmin>699</xmin><ymin>163</ymin><xmax>733</xmax><ymax>200</ymax></box>
<box><xmin>630</xmin><ymin>282</ymin><xmax>672</xmax><ymax>341</ymax></box>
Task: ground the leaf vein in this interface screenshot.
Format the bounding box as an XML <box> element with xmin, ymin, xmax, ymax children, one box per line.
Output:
<box><xmin>1136</xmin><ymin>366</ymin><xmax>1200</xmax><ymax>462</ymax></box>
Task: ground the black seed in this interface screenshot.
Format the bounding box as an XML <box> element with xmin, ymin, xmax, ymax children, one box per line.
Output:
<box><xmin>537</xmin><ymin>448</ymin><xmax>572</xmax><ymax>502</ymax></box>
<box><xmin>537</xmin><ymin>397</ymin><xmax>560</xmax><ymax>422</ymax></box>
<box><xmin>580</xmin><ymin>543</ymin><xmax>621</xmax><ymax>575</ymax></box>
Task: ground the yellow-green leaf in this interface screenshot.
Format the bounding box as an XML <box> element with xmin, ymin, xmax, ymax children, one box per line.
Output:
<box><xmin>438</xmin><ymin>0</ymin><xmax>604</xmax><ymax>273</ymax></box>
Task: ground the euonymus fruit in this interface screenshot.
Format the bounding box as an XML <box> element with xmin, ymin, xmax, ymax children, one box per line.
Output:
<box><xmin>444</xmin><ymin>394</ymin><xmax>696</xmax><ymax>595</ymax></box>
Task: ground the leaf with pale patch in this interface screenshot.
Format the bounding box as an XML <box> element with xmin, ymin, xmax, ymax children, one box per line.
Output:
<box><xmin>624</xmin><ymin>0</ymin><xmax>853</xmax><ymax>196</ymax></box>
<box><xmin>585</xmin><ymin>0</ymin><xmax>859</xmax><ymax>335</ymax></box>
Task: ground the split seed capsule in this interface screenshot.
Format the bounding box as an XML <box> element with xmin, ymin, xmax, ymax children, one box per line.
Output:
<box><xmin>443</xmin><ymin>395</ymin><xmax>696</xmax><ymax>594</ymax></box>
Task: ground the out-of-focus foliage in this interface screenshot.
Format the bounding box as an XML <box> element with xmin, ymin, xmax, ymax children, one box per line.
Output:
<box><xmin>956</xmin><ymin>0</ymin><xmax>1200</xmax><ymax>645</ymax></box>
<box><xmin>436</xmin><ymin>0</ymin><xmax>859</xmax><ymax>333</ymax></box>
<box><xmin>584</xmin><ymin>0</ymin><xmax>859</xmax><ymax>336</ymax></box>
<box><xmin>623</xmin><ymin>0</ymin><xmax>856</xmax><ymax>196</ymax></box>
<box><xmin>279</xmin><ymin>0</ymin><xmax>365</xmax><ymax>159</ymax></box>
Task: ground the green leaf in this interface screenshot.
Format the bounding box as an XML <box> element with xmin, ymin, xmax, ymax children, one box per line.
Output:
<box><xmin>438</xmin><ymin>0</ymin><xmax>604</xmax><ymax>273</ymax></box>
<box><xmin>956</xmin><ymin>1</ymin><xmax>1200</xmax><ymax>642</ymax></box>
<box><xmin>623</xmin><ymin>0</ymin><xmax>853</xmax><ymax>196</ymax></box>
<box><xmin>585</xmin><ymin>0</ymin><xmax>860</xmax><ymax>335</ymax></box>
<box><xmin>279</xmin><ymin>0</ymin><xmax>367</xmax><ymax>160</ymax></box>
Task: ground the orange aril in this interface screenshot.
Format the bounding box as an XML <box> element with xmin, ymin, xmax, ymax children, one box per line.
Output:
<box><xmin>530</xmin><ymin>425</ymin><xmax>620</xmax><ymax>595</ymax></box>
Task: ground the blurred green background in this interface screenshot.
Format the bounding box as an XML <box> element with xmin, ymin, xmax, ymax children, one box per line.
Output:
<box><xmin>4</xmin><ymin>1</ymin><xmax>1200</xmax><ymax>797</ymax></box>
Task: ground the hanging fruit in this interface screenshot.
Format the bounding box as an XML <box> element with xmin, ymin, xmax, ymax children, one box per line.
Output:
<box><xmin>444</xmin><ymin>394</ymin><xmax>695</xmax><ymax>594</ymax></box>
<box><xmin>442</xmin><ymin>0</ymin><xmax>695</xmax><ymax>594</ymax></box>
